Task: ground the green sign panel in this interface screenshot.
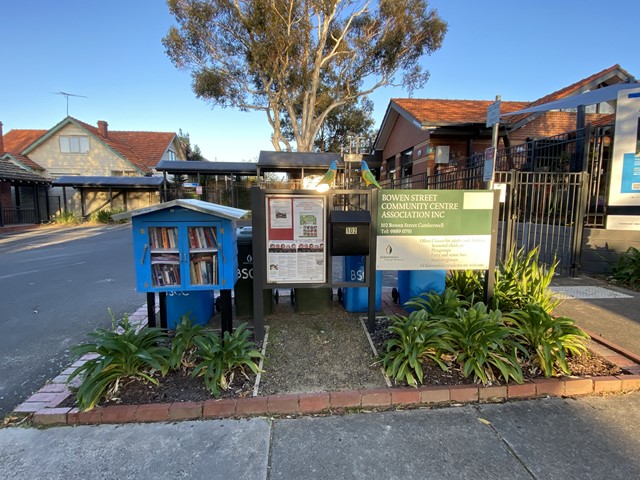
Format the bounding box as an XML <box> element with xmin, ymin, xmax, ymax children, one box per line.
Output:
<box><xmin>376</xmin><ymin>190</ymin><xmax>495</xmax><ymax>270</ymax></box>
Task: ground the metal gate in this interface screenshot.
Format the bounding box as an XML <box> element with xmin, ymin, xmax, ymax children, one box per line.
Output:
<box><xmin>494</xmin><ymin>170</ymin><xmax>587</xmax><ymax>275</ymax></box>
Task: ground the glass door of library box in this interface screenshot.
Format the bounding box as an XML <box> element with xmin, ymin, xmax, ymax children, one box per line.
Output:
<box><xmin>145</xmin><ymin>222</ymin><xmax>221</xmax><ymax>291</ymax></box>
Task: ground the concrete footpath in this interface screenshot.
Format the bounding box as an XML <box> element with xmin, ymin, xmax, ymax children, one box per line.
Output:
<box><xmin>550</xmin><ymin>276</ymin><xmax>640</xmax><ymax>359</ymax></box>
<box><xmin>1</xmin><ymin>392</ymin><xmax>640</xmax><ymax>479</ymax></box>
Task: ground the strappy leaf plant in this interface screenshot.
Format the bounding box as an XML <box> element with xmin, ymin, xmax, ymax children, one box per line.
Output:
<box><xmin>446</xmin><ymin>270</ymin><xmax>484</xmax><ymax>302</ymax></box>
<box><xmin>380</xmin><ymin>310</ymin><xmax>452</xmax><ymax>387</ymax></box>
<box><xmin>442</xmin><ymin>302</ymin><xmax>524</xmax><ymax>385</ymax></box>
<box><xmin>168</xmin><ymin>314</ymin><xmax>207</xmax><ymax>370</ymax></box>
<box><xmin>192</xmin><ymin>323</ymin><xmax>263</xmax><ymax>396</ymax></box>
<box><xmin>404</xmin><ymin>288</ymin><xmax>468</xmax><ymax>317</ymax></box>
<box><xmin>68</xmin><ymin>312</ymin><xmax>171</xmax><ymax>411</ymax></box>
<box><xmin>505</xmin><ymin>305</ymin><xmax>589</xmax><ymax>377</ymax></box>
<box><xmin>492</xmin><ymin>247</ymin><xmax>560</xmax><ymax>314</ymax></box>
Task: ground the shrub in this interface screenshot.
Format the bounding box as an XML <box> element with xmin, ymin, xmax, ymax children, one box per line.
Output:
<box><xmin>191</xmin><ymin>323</ymin><xmax>262</xmax><ymax>396</ymax></box>
<box><xmin>53</xmin><ymin>210</ymin><xmax>81</xmax><ymax>225</ymax></box>
<box><xmin>612</xmin><ymin>246</ymin><xmax>640</xmax><ymax>288</ymax></box>
<box><xmin>168</xmin><ymin>314</ymin><xmax>207</xmax><ymax>370</ymax></box>
<box><xmin>505</xmin><ymin>305</ymin><xmax>589</xmax><ymax>377</ymax></box>
<box><xmin>442</xmin><ymin>302</ymin><xmax>523</xmax><ymax>385</ymax></box>
<box><xmin>404</xmin><ymin>287</ymin><xmax>468</xmax><ymax>317</ymax></box>
<box><xmin>492</xmin><ymin>247</ymin><xmax>560</xmax><ymax>314</ymax></box>
<box><xmin>90</xmin><ymin>208</ymin><xmax>128</xmax><ymax>224</ymax></box>
<box><xmin>68</xmin><ymin>312</ymin><xmax>170</xmax><ymax>411</ymax></box>
<box><xmin>380</xmin><ymin>310</ymin><xmax>452</xmax><ymax>387</ymax></box>
<box><xmin>446</xmin><ymin>270</ymin><xmax>484</xmax><ymax>301</ymax></box>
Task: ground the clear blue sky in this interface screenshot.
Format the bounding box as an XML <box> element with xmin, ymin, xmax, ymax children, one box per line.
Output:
<box><xmin>2</xmin><ymin>1</ymin><xmax>639</xmax><ymax>162</ymax></box>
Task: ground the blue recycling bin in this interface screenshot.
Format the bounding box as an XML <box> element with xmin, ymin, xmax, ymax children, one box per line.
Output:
<box><xmin>398</xmin><ymin>270</ymin><xmax>446</xmax><ymax>312</ymax></box>
<box><xmin>166</xmin><ymin>290</ymin><xmax>215</xmax><ymax>329</ymax></box>
<box><xmin>342</xmin><ymin>256</ymin><xmax>382</xmax><ymax>312</ymax></box>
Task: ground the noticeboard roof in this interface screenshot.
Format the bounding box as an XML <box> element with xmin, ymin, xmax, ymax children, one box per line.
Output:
<box><xmin>112</xmin><ymin>199</ymin><xmax>249</xmax><ymax>221</ymax></box>
<box><xmin>52</xmin><ymin>175</ymin><xmax>164</xmax><ymax>188</ymax></box>
<box><xmin>155</xmin><ymin>160</ymin><xmax>258</xmax><ymax>175</ymax></box>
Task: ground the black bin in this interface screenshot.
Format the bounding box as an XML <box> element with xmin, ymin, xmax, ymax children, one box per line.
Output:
<box><xmin>235</xmin><ymin>227</ymin><xmax>274</xmax><ymax>315</ymax></box>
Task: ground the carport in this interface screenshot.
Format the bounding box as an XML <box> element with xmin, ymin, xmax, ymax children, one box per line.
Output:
<box><xmin>52</xmin><ymin>175</ymin><xmax>165</xmax><ymax>218</ymax></box>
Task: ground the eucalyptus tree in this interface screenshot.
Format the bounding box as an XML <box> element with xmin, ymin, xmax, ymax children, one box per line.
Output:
<box><xmin>164</xmin><ymin>0</ymin><xmax>447</xmax><ymax>152</ymax></box>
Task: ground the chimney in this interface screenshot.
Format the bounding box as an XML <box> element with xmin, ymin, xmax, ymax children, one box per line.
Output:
<box><xmin>97</xmin><ymin>120</ymin><xmax>108</xmax><ymax>138</ymax></box>
<box><xmin>0</xmin><ymin>121</ymin><xmax>4</xmax><ymax>154</ymax></box>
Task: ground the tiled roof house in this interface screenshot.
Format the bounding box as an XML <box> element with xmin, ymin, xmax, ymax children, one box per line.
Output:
<box><xmin>1</xmin><ymin>116</ymin><xmax>185</xmax><ymax>178</ymax></box>
<box><xmin>0</xmin><ymin>117</ymin><xmax>187</xmax><ymax>225</ymax></box>
<box><xmin>374</xmin><ymin>64</ymin><xmax>636</xmax><ymax>180</ymax></box>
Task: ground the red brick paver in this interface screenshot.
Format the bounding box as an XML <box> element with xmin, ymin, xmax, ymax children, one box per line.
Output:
<box><xmin>360</xmin><ymin>388</ymin><xmax>391</xmax><ymax>408</ymax></box>
<box><xmin>330</xmin><ymin>390</ymin><xmax>361</xmax><ymax>409</ymax></box>
<box><xmin>267</xmin><ymin>394</ymin><xmax>299</xmax><ymax>415</ymax></box>
<box><xmin>203</xmin><ymin>399</ymin><xmax>237</xmax><ymax>418</ymax></box>
<box><xmin>299</xmin><ymin>393</ymin><xmax>330</xmax><ymax>413</ymax></box>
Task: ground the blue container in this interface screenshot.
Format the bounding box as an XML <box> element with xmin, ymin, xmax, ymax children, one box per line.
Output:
<box><xmin>166</xmin><ymin>290</ymin><xmax>215</xmax><ymax>329</ymax></box>
<box><xmin>398</xmin><ymin>270</ymin><xmax>446</xmax><ymax>311</ymax></box>
<box><xmin>343</xmin><ymin>256</ymin><xmax>382</xmax><ymax>312</ymax></box>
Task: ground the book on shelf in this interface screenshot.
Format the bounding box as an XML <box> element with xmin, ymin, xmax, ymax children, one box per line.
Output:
<box><xmin>151</xmin><ymin>253</ymin><xmax>179</xmax><ymax>264</ymax></box>
<box><xmin>152</xmin><ymin>263</ymin><xmax>180</xmax><ymax>286</ymax></box>
<box><xmin>188</xmin><ymin>226</ymin><xmax>218</xmax><ymax>250</ymax></box>
<box><xmin>150</xmin><ymin>227</ymin><xmax>178</xmax><ymax>250</ymax></box>
<box><xmin>189</xmin><ymin>253</ymin><xmax>217</xmax><ymax>285</ymax></box>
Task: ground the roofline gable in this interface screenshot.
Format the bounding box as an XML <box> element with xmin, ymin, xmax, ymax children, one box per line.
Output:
<box><xmin>21</xmin><ymin>116</ymin><xmax>146</xmax><ymax>175</ymax></box>
<box><xmin>509</xmin><ymin>64</ymin><xmax>636</xmax><ymax>130</ymax></box>
<box><xmin>373</xmin><ymin>101</ymin><xmax>424</xmax><ymax>150</ymax></box>
<box><xmin>1</xmin><ymin>152</ymin><xmax>37</xmax><ymax>172</ymax></box>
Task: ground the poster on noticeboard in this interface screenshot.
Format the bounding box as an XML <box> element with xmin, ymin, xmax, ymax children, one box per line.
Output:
<box><xmin>265</xmin><ymin>194</ymin><xmax>326</xmax><ymax>284</ymax></box>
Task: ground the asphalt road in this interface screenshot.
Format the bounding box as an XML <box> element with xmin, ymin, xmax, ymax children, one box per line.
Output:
<box><xmin>0</xmin><ymin>224</ymin><xmax>146</xmax><ymax>417</ymax></box>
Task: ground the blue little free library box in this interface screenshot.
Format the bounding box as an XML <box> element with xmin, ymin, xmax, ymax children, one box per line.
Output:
<box><xmin>122</xmin><ymin>199</ymin><xmax>248</xmax><ymax>293</ymax></box>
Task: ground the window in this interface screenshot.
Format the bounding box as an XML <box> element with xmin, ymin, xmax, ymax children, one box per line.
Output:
<box><xmin>59</xmin><ymin>135</ymin><xmax>90</xmax><ymax>153</ymax></box>
<box><xmin>111</xmin><ymin>170</ymin><xmax>137</xmax><ymax>177</ymax></box>
<box><xmin>168</xmin><ymin>150</ymin><xmax>176</xmax><ymax>160</ymax></box>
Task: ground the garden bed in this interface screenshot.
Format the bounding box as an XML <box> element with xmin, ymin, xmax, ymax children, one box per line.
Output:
<box><xmin>59</xmin><ymin>299</ymin><xmax>624</xmax><ymax>410</ymax></box>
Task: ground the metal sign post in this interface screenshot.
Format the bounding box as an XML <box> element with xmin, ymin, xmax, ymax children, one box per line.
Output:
<box><xmin>485</xmin><ymin>96</ymin><xmax>501</xmax><ymax>189</ymax></box>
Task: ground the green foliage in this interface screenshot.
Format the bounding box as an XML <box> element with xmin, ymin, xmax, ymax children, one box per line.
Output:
<box><xmin>90</xmin><ymin>208</ymin><xmax>127</xmax><ymax>224</ymax></box>
<box><xmin>404</xmin><ymin>287</ymin><xmax>468</xmax><ymax>317</ymax></box>
<box><xmin>505</xmin><ymin>305</ymin><xmax>590</xmax><ymax>377</ymax></box>
<box><xmin>164</xmin><ymin>0</ymin><xmax>447</xmax><ymax>152</ymax></box>
<box><xmin>381</xmin><ymin>311</ymin><xmax>451</xmax><ymax>387</ymax></box>
<box><xmin>442</xmin><ymin>303</ymin><xmax>523</xmax><ymax>385</ymax></box>
<box><xmin>446</xmin><ymin>270</ymin><xmax>484</xmax><ymax>301</ymax></box>
<box><xmin>492</xmin><ymin>247</ymin><xmax>560</xmax><ymax>314</ymax></box>
<box><xmin>168</xmin><ymin>314</ymin><xmax>207</xmax><ymax>370</ymax></box>
<box><xmin>68</xmin><ymin>312</ymin><xmax>171</xmax><ymax>411</ymax></box>
<box><xmin>612</xmin><ymin>247</ymin><xmax>640</xmax><ymax>288</ymax></box>
<box><xmin>53</xmin><ymin>210</ymin><xmax>81</xmax><ymax>225</ymax></box>
<box><xmin>191</xmin><ymin>324</ymin><xmax>263</xmax><ymax>397</ymax></box>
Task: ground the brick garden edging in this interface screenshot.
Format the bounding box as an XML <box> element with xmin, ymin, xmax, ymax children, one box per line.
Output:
<box><xmin>26</xmin><ymin>374</ymin><xmax>640</xmax><ymax>427</ymax></box>
<box><xmin>12</xmin><ymin>302</ymin><xmax>640</xmax><ymax>428</ymax></box>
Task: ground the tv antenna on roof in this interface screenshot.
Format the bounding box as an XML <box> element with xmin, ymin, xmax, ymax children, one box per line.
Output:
<box><xmin>50</xmin><ymin>91</ymin><xmax>87</xmax><ymax>116</ymax></box>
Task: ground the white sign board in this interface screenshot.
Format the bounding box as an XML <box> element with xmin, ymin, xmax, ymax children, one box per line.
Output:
<box><xmin>483</xmin><ymin>147</ymin><xmax>496</xmax><ymax>182</ymax></box>
<box><xmin>606</xmin><ymin>86</ymin><xmax>640</xmax><ymax>230</ymax></box>
<box><xmin>486</xmin><ymin>100</ymin><xmax>501</xmax><ymax>127</ymax></box>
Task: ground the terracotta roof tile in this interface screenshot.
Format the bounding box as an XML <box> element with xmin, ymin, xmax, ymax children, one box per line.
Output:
<box><xmin>2</xmin><ymin>130</ymin><xmax>47</xmax><ymax>170</ymax></box>
<box><xmin>3</xmin><ymin>129</ymin><xmax>47</xmax><ymax>152</ymax></box>
<box><xmin>110</xmin><ymin>131</ymin><xmax>177</xmax><ymax>170</ymax></box>
<box><xmin>70</xmin><ymin>118</ymin><xmax>176</xmax><ymax>173</ymax></box>
<box><xmin>526</xmin><ymin>64</ymin><xmax>626</xmax><ymax>109</ymax></box>
<box><xmin>392</xmin><ymin>98</ymin><xmax>530</xmax><ymax>125</ymax></box>
<box><xmin>3</xmin><ymin>118</ymin><xmax>177</xmax><ymax>175</ymax></box>
<box><xmin>0</xmin><ymin>158</ymin><xmax>49</xmax><ymax>183</ymax></box>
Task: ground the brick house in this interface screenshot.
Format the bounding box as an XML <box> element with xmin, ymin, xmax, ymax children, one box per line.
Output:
<box><xmin>373</xmin><ymin>64</ymin><xmax>635</xmax><ymax>181</ymax></box>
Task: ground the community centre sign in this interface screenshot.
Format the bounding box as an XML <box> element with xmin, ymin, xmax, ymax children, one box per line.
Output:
<box><xmin>376</xmin><ymin>190</ymin><xmax>495</xmax><ymax>270</ymax></box>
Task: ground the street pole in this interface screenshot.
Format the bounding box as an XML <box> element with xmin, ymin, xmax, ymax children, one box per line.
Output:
<box><xmin>488</xmin><ymin>95</ymin><xmax>501</xmax><ymax>190</ymax></box>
